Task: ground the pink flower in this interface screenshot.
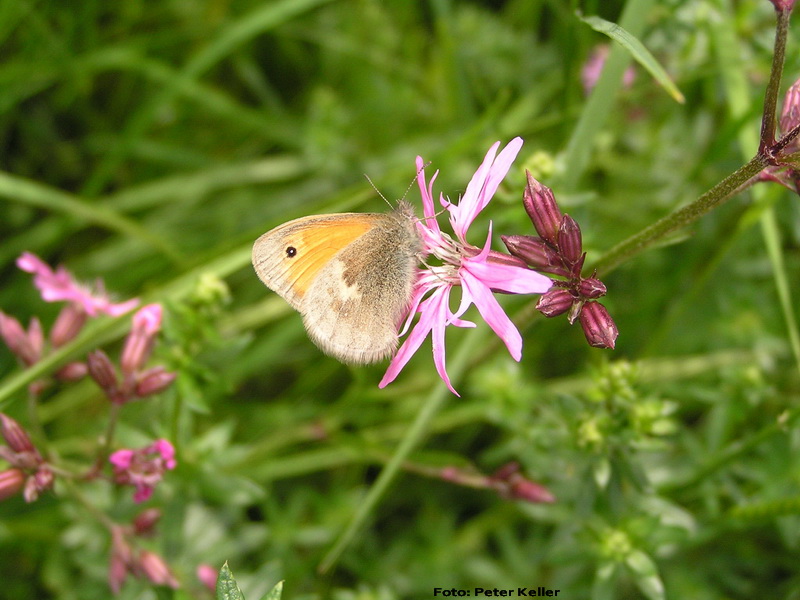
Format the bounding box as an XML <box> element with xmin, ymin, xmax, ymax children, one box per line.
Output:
<box><xmin>379</xmin><ymin>138</ymin><xmax>552</xmax><ymax>395</ymax></box>
<box><xmin>17</xmin><ymin>252</ymin><xmax>139</xmax><ymax>317</ymax></box>
<box><xmin>110</xmin><ymin>439</ymin><xmax>177</xmax><ymax>503</ymax></box>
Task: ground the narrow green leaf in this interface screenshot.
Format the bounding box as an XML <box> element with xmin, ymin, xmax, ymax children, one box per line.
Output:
<box><xmin>217</xmin><ymin>563</ymin><xmax>246</xmax><ymax>600</ymax></box>
<box><xmin>579</xmin><ymin>13</ymin><xmax>685</xmax><ymax>104</ymax></box>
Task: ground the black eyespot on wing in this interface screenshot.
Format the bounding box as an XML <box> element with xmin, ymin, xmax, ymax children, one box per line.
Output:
<box><xmin>286</xmin><ymin>246</ymin><xmax>297</xmax><ymax>258</ymax></box>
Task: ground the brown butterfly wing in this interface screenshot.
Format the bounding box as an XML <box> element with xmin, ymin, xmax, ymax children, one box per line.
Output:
<box><xmin>252</xmin><ymin>213</ymin><xmax>381</xmax><ymax>310</ymax></box>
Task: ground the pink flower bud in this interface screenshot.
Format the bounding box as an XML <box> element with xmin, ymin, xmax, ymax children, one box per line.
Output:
<box><xmin>108</xmin><ymin>553</ymin><xmax>128</xmax><ymax>594</ymax></box>
<box><xmin>197</xmin><ymin>564</ymin><xmax>218</xmax><ymax>591</ymax></box>
<box><xmin>0</xmin><ymin>468</ymin><xmax>25</xmax><ymax>500</ymax></box>
<box><xmin>578</xmin><ymin>277</ymin><xmax>607</xmax><ymax>299</ymax></box>
<box><xmin>501</xmin><ymin>235</ymin><xmax>568</xmax><ymax>275</ymax></box>
<box><xmin>50</xmin><ymin>305</ymin><xmax>88</xmax><ymax>347</ymax></box>
<box><xmin>557</xmin><ymin>215</ymin><xmax>583</xmax><ymax>264</ymax></box>
<box><xmin>522</xmin><ymin>173</ymin><xmax>562</xmax><ymax>245</ymax></box>
<box><xmin>768</xmin><ymin>0</ymin><xmax>797</xmax><ymax>11</ymax></box>
<box><xmin>87</xmin><ymin>350</ymin><xmax>120</xmax><ymax>401</ymax></box>
<box><xmin>579</xmin><ymin>302</ymin><xmax>619</xmax><ymax>349</ymax></box>
<box><xmin>536</xmin><ymin>288</ymin><xmax>575</xmax><ymax>318</ymax></box>
<box><xmin>0</xmin><ymin>312</ymin><xmax>42</xmax><ymax>366</ymax></box>
<box><xmin>508</xmin><ymin>477</ymin><xmax>556</xmax><ymax>504</ymax></box>
<box><xmin>137</xmin><ymin>550</ymin><xmax>179</xmax><ymax>589</ymax></box>
<box><xmin>57</xmin><ymin>361</ymin><xmax>88</xmax><ymax>381</ymax></box>
<box><xmin>109</xmin><ymin>526</ymin><xmax>132</xmax><ymax>594</ymax></box>
<box><xmin>134</xmin><ymin>367</ymin><xmax>177</xmax><ymax>397</ymax></box>
<box><xmin>484</xmin><ymin>249</ymin><xmax>529</xmax><ymax>269</ymax></box>
<box><xmin>133</xmin><ymin>508</ymin><xmax>162</xmax><ymax>536</ymax></box>
<box><xmin>0</xmin><ymin>413</ymin><xmax>35</xmax><ymax>453</ymax></box>
<box><xmin>120</xmin><ymin>305</ymin><xmax>162</xmax><ymax>375</ymax></box>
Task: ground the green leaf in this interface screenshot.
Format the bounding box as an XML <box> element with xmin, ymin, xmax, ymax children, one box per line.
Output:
<box><xmin>217</xmin><ymin>562</ymin><xmax>245</xmax><ymax>600</ymax></box>
<box><xmin>579</xmin><ymin>13</ymin><xmax>685</xmax><ymax>104</ymax></box>
<box><xmin>260</xmin><ymin>581</ymin><xmax>284</xmax><ymax>600</ymax></box>
<box><xmin>625</xmin><ymin>550</ymin><xmax>665</xmax><ymax>600</ymax></box>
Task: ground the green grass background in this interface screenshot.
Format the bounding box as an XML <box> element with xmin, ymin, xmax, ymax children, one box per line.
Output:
<box><xmin>2</xmin><ymin>0</ymin><xmax>800</xmax><ymax>598</ymax></box>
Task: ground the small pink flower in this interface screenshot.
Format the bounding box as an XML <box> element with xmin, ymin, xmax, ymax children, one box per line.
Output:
<box><xmin>110</xmin><ymin>439</ymin><xmax>177</xmax><ymax>503</ymax></box>
<box><xmin>380</xmin><ymin>138</ymin><xmax>552</xmax><ymax>395</ymax></box>
<box><xmin>17</xmin><ymin>252</ymin><xmax>139</xmax><ymax>317</ymax></box>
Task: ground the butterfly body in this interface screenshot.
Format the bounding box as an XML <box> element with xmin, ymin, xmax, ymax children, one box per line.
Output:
<box><xmin>252</xmin><ymin>201</ymin><xmax>422</xmax><ymax>364</ymax></box>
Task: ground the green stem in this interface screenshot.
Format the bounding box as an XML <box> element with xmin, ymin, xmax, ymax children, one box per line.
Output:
<box><xmin>592</xmin><ymin>156</ymin><xmax>767</xmax><ymax>275</ymax></box>
<box><xmin>758</xmin><ymin>7</ymin><xmax>791</xmax><ymax>151</ymax></box>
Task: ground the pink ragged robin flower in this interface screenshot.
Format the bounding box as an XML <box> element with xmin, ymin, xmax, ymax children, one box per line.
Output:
<box><xmin>379</xmin><ymin>138</ymin><xmax>553</xmax><ymax>395</ymax></box>
<box><xmin>17</xmin><ymin>252</ymin><xmax>139</xmax><ymax>317</ymax></box>
<box><xmin>109</xmin><ymin>439</ymin><xmax>177</xmax><ymax>503</ymax></box>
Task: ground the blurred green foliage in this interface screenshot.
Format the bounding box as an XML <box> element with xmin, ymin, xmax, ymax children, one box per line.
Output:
<box><xmin>2</xmin><ymin>0</ymin><xmax>800</xmax><ymax>599</ymax></box>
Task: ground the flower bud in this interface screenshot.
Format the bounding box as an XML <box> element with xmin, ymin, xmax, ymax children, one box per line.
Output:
<box><xmin>137</xmin><ymin>550</ymin><xmax>179</xmax><ymax>589</ymax></box>
<box><xmin>769</xmin><ymin>0</ymin><xmax>797</xmax><ymax>12</ymax></box>
<box><xmin>557</xmin><ymin>215</ymin><xmax>583</xmax><ymax>264</ymax></box>
<box><xmin>109</xmin><ymin>526</ymin><xmax>132</xmax><ymax>594</ymax></box>
<box><xmin>0</xmin><ymin>312</ymin><xmax>42</xmax><ymax>366</ymax></box>
<box><xmin>522</xmin><ymin>172</ymin><xmax>562</xmax><ymax>245</ymax></box>
<box><xmin>536</xmin><ymin>288</ymin><xmax>575</xmax><ymax>318</ymax></box>
<box><xmin>87</xmin><ymin>350</ymin><xmax>119</xmax><ymax>400</ymax></box>
<box><xmin>197</xmin><ymin>564</ymin><xmax>218</xmax><ymax>592</ymax></box>
<box><xmin>57</xmin><ymin>361</ymin><xmax>88</xmax><ymax>381</ymax></box>
<box><xmin>134</xmin><ymin>367</ymin><xmax>177</xmax><ymax>397</ymax></box>
<box><xmin>501</xmin><ymin>235</ymin><xmax>568</xmax><ymax>275</ymax></box>
<box><xmin>579</xmin><ymin>277</ymin><xmax>607</xmax><ymax>299</ymax></box>
<box><xmin>0</xmin><ymin>413</ymin><xmax>35</xmax><ymax>453</ymax></box>
<box><xmin>50</xmin><ymin>305</ymin><xmax>87</xmax><ymax>347</ymax></box>
<box><xmin>508</xmin><ymin>476</ymin><xmax>556</xmax><ymax>504</ymax></box>
<box><xmin>579</xmin><ymin>302</ymin><xmax>619</xmax><ymax>349</ymax></box>
<box><xmin>120</xmin><ymin>305</ymin><xmax>163</xmax><ymax>375</ymax></box>
<box><xmin>0</xmin><ymin>468</ymin><xmax>25</xmax><ymax>500</ymax></box>
<box><xmin>133</xmin><ymin>508</ymin><xmax>162</xmax><ymax>536</ymax></box>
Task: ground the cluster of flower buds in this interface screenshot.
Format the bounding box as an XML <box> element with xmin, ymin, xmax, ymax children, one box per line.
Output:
<box><xmin>502</xmin><ymin>172</ymin><xmax>618</xmax><ymax>349</ymax></box>
<box><xmin>87</xmin><ymin>304</ymin><xmax>177</xmax><ymax>404</ymax></box>
<box><xmin>0</xmin><ymin>414</ymin><xmax>53</xmax><ymax>502</ymax></box>
<box><xmin>108</xmin><ymin>517</ymin><xmax>179</xmax><ymax>593</ymax></box>
<box><xmin>0</xmin><ymin>306</ymin><xmax>90</xmax><ymax>395</ymax></box>
<box><xmin>439</xmin><ymin>460</ymin><xmax>555</xmax><ymax>504</ymax></box>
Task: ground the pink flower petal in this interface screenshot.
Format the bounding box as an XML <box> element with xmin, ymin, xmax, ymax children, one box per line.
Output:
<box><xmin>460</xmin><ymin>272</ymin><xmax>523</xmax><ymax>361</ymax></box>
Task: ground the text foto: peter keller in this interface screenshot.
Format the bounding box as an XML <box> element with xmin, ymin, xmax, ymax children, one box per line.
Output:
<box><xmin>433</xmin><ymin>588</ymin><xmax>561</xmax><ymax>597</ymax></box>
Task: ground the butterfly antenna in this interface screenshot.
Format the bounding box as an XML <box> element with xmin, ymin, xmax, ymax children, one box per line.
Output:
<box><xmin>364</xmin><ymin>174</ymin><xmax>393</xmax><ymax>209</ymax></box>
<box><xmin>400</xmin><ymin>161</ymin><xmax>430</xmax><ymax>201</ymax></box>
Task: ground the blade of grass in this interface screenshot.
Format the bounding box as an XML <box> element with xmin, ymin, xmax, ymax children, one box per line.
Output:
<box><xmin>560</xmin><ymin>0</ymin><xmax>658</xmax><ymax>190</ymax></box>
<box><xmin>579</xmin><ymin>14</ymin><xmax>685</xmax><ymax>104</ymax></box>
<box><xmin>83</xmin><ymin>0</ymin><xmax>336</xmax><ymax>197</ymax></box>
<box><xmin>0</xmin><ymin>171</ymin><xmax>184</xmax><ymax>264</ymax></box>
